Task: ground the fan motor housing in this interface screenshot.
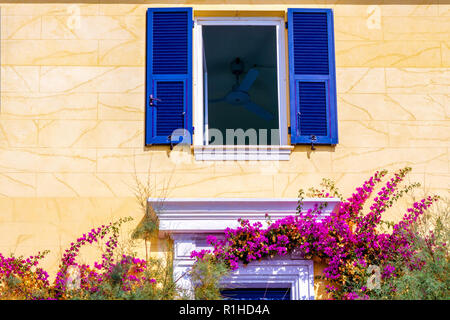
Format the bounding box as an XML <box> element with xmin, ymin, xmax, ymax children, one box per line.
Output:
<box><xmin>225</xmin><ymin>91</ymin><xmax>250</xmax><ymax>105</ymax></box>
<box><xmin>230</xmin><ymin>57</ymin><xmax>244</xmax><ymax>76</ymax></box>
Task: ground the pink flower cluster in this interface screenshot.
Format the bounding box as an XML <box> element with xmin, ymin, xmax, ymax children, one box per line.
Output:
<box><xmin>1</xmin><ymin>217</ymin><xmax>157</xmax><ymax>299</ymax></box>
<box><xmin>191</xmin><ymin>168</ymin><xmax>440</xmax><ymax>299</ymax></box>
<box><xmin>0</xmin><ymin>251</ymin><xmax>50</xmax><ymax>299</ymax></box>
<box><xmin>74</xmin><ymin>255</ymin><xmax>155</xmax><ymax>294</ymax></box>
<box><xmin>54</xmin><ymin>217</ymin><xmax>157</xmax><ymax>297</ymax></box>
<box><xmin>0</xmin><ymin>252</ymin><xmax>49</xmax><ymax>284</ymax></box>
<box><xmin>54</xmin><ymin>222</ymin><xmax>115</xmax><ymax>295</ymax></box>
<box><xmin>0</xmin><ymin>216</ymin><xmax>156</xmax><ymax>299</ymax></box>
<box><xmin>117</xmin><ymin>255</ymin><xmax>156</xmax><ymax>292</ymax></box>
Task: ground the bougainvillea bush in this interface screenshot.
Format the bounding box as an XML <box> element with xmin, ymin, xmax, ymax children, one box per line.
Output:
<box><xmin>1</xmin><ymin>168</ymin><xmax>447</xmax><ymax>300</ymax></box>
<box><xmin>191</xmin><ymin>167</ymin><xmax>448</xmax><ymax>300</ymax></box>
<box><xmin>0</xmin><ymin>217</ymin><xmax>181</xmax><ymax>300</ymax></box>
<box><xmin>0</xmin><ymin>251</ymin><xmax>51</xmax><ymax>300</ymax></box>
<box><xmin>370</xmin><ymin>197</ymin><xmax>449</xmax><ymax>299</ymax></box>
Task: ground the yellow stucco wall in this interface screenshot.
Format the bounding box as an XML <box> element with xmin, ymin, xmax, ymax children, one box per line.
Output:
<box><xmin>0</xmin><ymin>1</ymin><xmax>449</xmax><ymax>298</ymax></box>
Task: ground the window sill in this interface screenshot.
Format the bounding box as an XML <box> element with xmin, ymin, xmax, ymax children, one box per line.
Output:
<box><xmin>192</xmin><ymin>145</ymin><xmax>294</xmax><ymax>161</ymax></box>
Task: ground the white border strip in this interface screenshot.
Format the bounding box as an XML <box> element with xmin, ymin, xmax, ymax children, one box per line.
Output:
<box><xmin>151</xmin><ymin>198</ymin><xmax>340</xmax><ymax>234</ymax></box>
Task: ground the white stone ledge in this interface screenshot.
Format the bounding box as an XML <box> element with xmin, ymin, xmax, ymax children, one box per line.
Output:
<box><xmin>150</xmin><ymin>198</ymin><xmax>341</xmax><ymax>236</ymax></box>
<box><xmin>192</xmin><ymin>145</ymin><xmax>294</xmax><ymax>161</ymax></box>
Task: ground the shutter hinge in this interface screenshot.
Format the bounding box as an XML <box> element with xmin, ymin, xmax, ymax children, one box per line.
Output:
<box><xmin>168</xmin><ymin>135</ymin><xmax>174</xmax><ymax>150</ymax></box>
<box><xmin>192</xmin><ymin>126</ymin><xmax>195</xmax><ymax>134</ymax></box>
<box><xmin>310</xmin><ymin>135</ymin><xmax>317</xmax><ymax>151</ymax></box>
<box><xmin>288</xmin><ymin>126</ymin><xmax>291</xmax><ymax>134</ymax></box>
<box><xmin>192</xmin><ymin>20</ymin><xmax>195</xmax><ymax>28</ymax></box>
<box><xmin>285</xmin><ymin>21</ymin><xmax>288</xmax><ymax>29</ymax></box>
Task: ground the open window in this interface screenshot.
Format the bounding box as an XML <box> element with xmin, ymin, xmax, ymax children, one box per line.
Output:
<box><xmin>202</xmin><ymin>25</ymin><xmax>280</xmax><ymax>146</ymax></box>
<box><xmin>194</xmin><ymin>17</ymin><xmax>289</xmax><ymax>151</ymax></box>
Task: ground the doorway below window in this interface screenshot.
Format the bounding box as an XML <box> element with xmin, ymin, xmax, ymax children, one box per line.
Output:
<box><xmin>155</xmin><ymin>198</ymin><xmax>335</xmax><ymax>299</ymax></box>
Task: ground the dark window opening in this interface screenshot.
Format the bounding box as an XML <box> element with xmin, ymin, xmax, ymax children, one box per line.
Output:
<box><xmin>202</xmin><ymin>25</ymin><xmax>280</xmax><ymax>145</ymax></box>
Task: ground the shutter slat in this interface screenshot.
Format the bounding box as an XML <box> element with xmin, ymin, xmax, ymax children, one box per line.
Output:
<box><xmin>292</xmin><ymin>12</ymin><xmax>329</xmax><ymax>75</ymax></box>
<box><xmin>298</xmin><ymin>81</ymin><xmax>328</xmax><ymax>136</ymax></box>
<box><xmin>152</xmin><ymin>11</ymin><xmax>189</xmax><ymax>75</ymax></box>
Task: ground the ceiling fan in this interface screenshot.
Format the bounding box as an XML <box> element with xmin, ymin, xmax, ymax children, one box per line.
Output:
<box><xmin>208</xmin><ymin>57</ymin><xmax>274</xmax><ymax>121</ymax></box>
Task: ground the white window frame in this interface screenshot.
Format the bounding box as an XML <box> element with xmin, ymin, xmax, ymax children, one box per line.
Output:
<box><xmin>193</xmin><ymin>17</ymin><xmax>291</xmax><ymax>160</ymax></box>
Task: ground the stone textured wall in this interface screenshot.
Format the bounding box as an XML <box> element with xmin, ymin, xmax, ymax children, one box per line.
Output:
<box><xmin>0</xmin><ymin>1</ymin><xmax>449</xmax><ymax>294</ymax></box>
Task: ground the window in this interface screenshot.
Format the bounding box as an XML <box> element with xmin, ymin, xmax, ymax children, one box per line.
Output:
<box><xmin>145</xmin><ymin>8</ymin><xmax>338</xmax><ymax>157</ymax></box>
<box><xmin>195</xmin><ymin>18</ymin><xmax>287</xmax><ymax>148</ymax></box>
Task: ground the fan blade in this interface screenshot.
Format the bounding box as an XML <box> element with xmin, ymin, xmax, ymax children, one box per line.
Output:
<box><xmin>208</xmin><ymin>98</ymin><xmax>225</xmax><ymax>104</ymax></box>
<box><xmin>238</xmin><ymin>68</ymin><xmax>259</xmax><ymax>92</ymax></box>
<box><xmin>243</xmin><ymin>101</ymin><xmax>274</xmax><ymax>121</ymax></box>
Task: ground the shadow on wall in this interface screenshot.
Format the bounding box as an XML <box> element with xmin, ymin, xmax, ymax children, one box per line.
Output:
<box><xmin>292</xmin><ymin>145</ymin><xmax>336</xmax><ymax>160</ymax></box>
<box><xmin>142</xmin><ymin>145</ymin><xmax>336</xmax><ymax>163</ymax></box>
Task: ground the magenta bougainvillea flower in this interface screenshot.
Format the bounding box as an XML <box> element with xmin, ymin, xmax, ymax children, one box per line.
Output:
<box><xmin>1</xmin><ymin>217</ymin><xmax>156</xmax><ymax>300</ymax></box>
<box><xmin>191</xmin><ymin>167</ymin><xmax>440</xmax><ymax>299</ymax></box>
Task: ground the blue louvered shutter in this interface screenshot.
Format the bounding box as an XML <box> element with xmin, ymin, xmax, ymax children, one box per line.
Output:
<box><xmin>145</xmin><ymin>8</ymin><xmax>193</xmax><ymax>145</ymax></box>
<box><xmin>287</xmin><ymin>8</ymin><xmax>338</xmax><ymax>145</ymax></box>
